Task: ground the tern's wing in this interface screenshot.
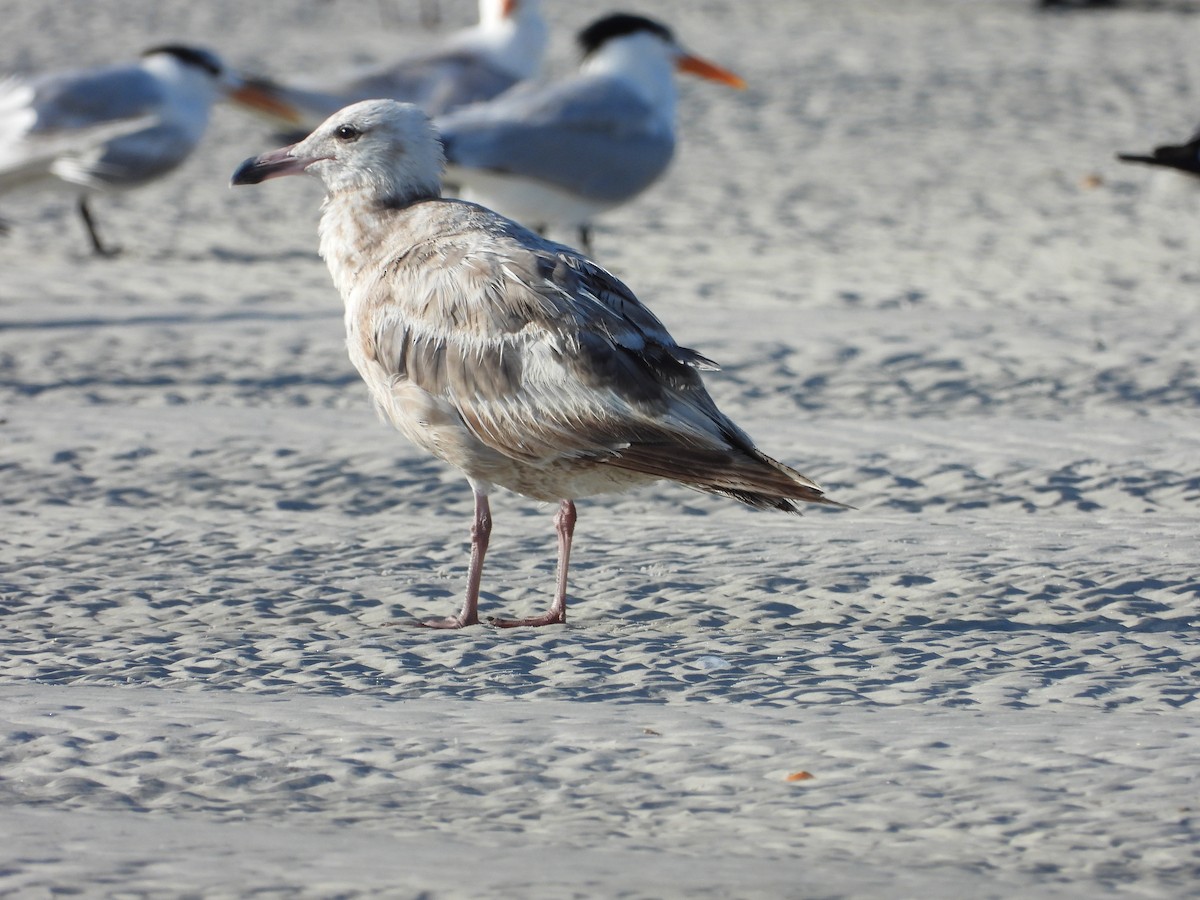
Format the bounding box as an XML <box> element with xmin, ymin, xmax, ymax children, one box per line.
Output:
<box><xmin>22</xmin><ymin>64</ymin><xmax>167</xmax><ymax>135</ymax></box>
<box><xmin>436</xmin><ymin>77</ymin><xmax>675</xmax><ymax>203</ymax></box>
<box><xmin>50</xmin><ymin>121</ymin><xmax>205</xmax><ymax>188</ymax></box>
<box><xmin>338</xmin><ymin>50</ymin><xmax>520</xmax><ymax>116</ymax></box>
<box><xmin>0</xmin><ymin>68</ymin><xmax>164</xmax><ymax>190</ymax></box>
<box><xmin>240</xmin><ymin>51</ymin><xmax>521</xmax><ymax>130</ymax></box>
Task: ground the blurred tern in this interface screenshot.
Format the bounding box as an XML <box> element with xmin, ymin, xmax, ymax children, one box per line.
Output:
<box><xmin>237</xmin><ymin>0</ymin><xmax>547</xmax><ymax>131</ymax></box>
<box><xmin>0</xmin><ymin>44</ymin><xmax>297</xmax><ymax>256</ymax></box>
<box><xmin>232</xmin><ymin>99</ymin><xmax>844</xmax><ymax>629</ymax></box>
<box><xmin>435</xmin><ymin>12</ymin><xmax>745</xmax><ymax>253</ymax></box>
<box><xmin>1117</xmin><ymin>126</ymin><xmax>1200</xmax><ymax>178</ymax></box>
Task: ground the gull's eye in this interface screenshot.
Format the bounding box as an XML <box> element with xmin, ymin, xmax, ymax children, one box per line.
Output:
<box><xmin>334</xmin><ymin>124</ymin><xmax>361</xmax><ymax>142</ymax></box>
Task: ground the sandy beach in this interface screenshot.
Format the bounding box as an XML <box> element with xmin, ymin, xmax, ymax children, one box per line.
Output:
<box><xmin>1</xmin><ymin>0</ymin><xmax>1198</xmax><ymax>895</ymax></box>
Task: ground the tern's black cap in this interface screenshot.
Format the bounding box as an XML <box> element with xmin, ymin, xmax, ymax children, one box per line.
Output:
<box><xmin>141</xmin><ymin>44</ymin><xmax>223</xmax><ymax>77</ymax></box>
<box><xmin>577</xmin><ymin>13</ymin><xmax>674</xmax><ymax>57</ymax></box>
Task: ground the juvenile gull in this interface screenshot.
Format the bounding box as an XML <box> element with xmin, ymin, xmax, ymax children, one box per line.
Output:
<box><xmin>0</xmin><ymin>44</ymin><xmax>297</xmax><ymax>256</ymax></box>
<box><xmin>232</xmin><ymin>99</ymin><xmax>844</xmax><ymax>628</ymax></box>
<box><xmin>237</xmin><ymin>0</ymin><xmax>547</xmax><ymax>133</ymax></box>
<box><xmin>435</xmin><ymin>12</ymin><xmax>745</xmax><ymax>253</ymax></box>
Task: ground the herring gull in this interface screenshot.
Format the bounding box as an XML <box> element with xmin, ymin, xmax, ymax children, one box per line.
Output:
<box><xmin>231</xmin><ymin>99</ymin><xmax>844</xmax><ymax>628</ymax></box>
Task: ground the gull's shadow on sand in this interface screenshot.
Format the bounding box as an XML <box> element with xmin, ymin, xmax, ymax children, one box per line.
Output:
<box><xmin>193</xmin><ymin>247</ymin><xmax>319</xmax><ymax>266</ymax></box>
<box><xmin>905</xmin><ymin>613</ymin><xmax>1196</xmax><ymax>636</ymax></box>
<box><xmin>0</xmin><ymin>308</ymin><xmax>337</xmax><ymax>332</ymax></box>
<box><xmin>0</xmin><ymin>369</ymin><xmax>360</xmax><ymax>398</ymax></box>
<box><xmin>0</xmin><ymin>307</ymin><xmax>359</xmax><ymax>397</ymax></box>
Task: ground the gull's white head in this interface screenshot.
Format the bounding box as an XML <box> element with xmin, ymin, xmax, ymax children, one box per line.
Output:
<box><xmin>231</xmin><ymin>99</ymin><xmax>444</xmax><ymax>203</ymax></box>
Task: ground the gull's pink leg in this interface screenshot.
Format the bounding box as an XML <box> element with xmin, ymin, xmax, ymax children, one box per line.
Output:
<box><xmin>417</xmin><ymin>490</ymin><xmax>489</xmax><ymax>628</ymax></box>
<box><xmin>491</xmin><ymin>499</ymin><xmax>574</xmax><ymax>628</ymax></box>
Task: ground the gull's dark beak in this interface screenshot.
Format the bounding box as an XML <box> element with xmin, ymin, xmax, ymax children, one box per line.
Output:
<box><xmin>230</xmin><ymin>145</ymin><xmax>321</xmax><ymax>186</ymax></box>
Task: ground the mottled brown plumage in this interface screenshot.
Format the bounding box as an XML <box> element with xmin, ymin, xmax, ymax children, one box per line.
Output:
<box><xmin>232</xmin><ymin>99</ymin><xmax>845</xmax><ymax>628</ymax></box>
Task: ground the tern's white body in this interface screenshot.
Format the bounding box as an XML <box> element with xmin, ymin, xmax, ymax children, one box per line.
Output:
<box><xmin>436</xmin><ymin>17</ymin><xmax>743</xmax><ymax>246</ymax></box>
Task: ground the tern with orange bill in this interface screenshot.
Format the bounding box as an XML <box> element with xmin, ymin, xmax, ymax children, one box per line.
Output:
<box><xmin>435</xmin><ymin>12</ymin><xmax>745</xmax><ymax>253</ymax></box>
<box><xmin>236</xmin><ymin>0</ymin><xmax>547</xmax><ymax>133</ymax></box>
<box><xmin>0</xmin><ymin>44</ymin><xmax>299</xmax><ymax>255</ymax></box>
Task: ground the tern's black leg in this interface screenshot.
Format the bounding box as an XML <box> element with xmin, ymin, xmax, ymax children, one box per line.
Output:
<box><xmin>532</xmin><ymin>223</ymin><xmax>593</xmax><ymax>257</ymax></box>
<box><xmin>418</xmin><ymin>0</ymin><xmax>441</xmax><ymax>28</ymax></box>
<box><xmin>577</xmin><ymin>225</ymin><xmax>594</xmax><ymax>256</ymax></box>
<box><xmin>78</xmin><ymin>197</ymin><xmax>120</xmax><ymax>257</ymax></box>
